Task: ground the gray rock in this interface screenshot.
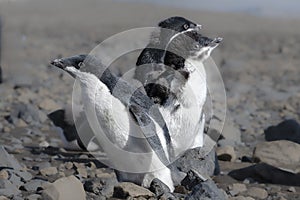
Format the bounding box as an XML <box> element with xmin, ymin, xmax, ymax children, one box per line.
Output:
<box><xmin>287</xmin><ymin>186</ymin><xmax>296</xmax><ymax>193</ymax></box>
<box><xmin>8</xmin><ymin>173</ymin><xmax>23</xmax><ymax>189</ymax></box>
<box><xmin>9</xmin><ymin>103</ymin><xmax>47</xmax><ymax>124</ymax></box>
<box><xmin>217</xmin><ymin>145</ymin><xmax>236</xmax><ymax>162</ymax></box>
<box><xmin>0</xmin><ymin>146</ymin><xmax>22</xmax><ymax>170</ymax></box>
<box><xmin>159</xmin><ymin>192</ymin><xmax>180</xmax><ymax>200</ymax></box>
<box><xmin>113</xmin><ymin>182</ymin><xmax>154</xmax><ymax>198</ymax></box>
<box><xmin>253</xmin><ymin>140</ymin><xmax>300</xmax><ymax>173</ymax></box>
<box><xmin>171</xmin><ymin>142</ymin><xmax>218</xmax><ymax>180</ymax></box>
<box><xmin>241</xmin><ymin>187</ymin><xmax>268</xmax><ymax>199</ymax></box>
<box><xmin>42</xmin><ymin>175</ymin><xmax>86</xmax><ymax>200</ymax></box>
<box><xmin>22</xmin><ymin>179</ymin><xmax>46</xmax><ymax>192</ymax></box>
<box><xmin>149</xmin><ymin>178</ymin><xmax>170</xmax><ymax>197</ymax></box>
<box><xmin>76</xmin><ymin>168</ymin><xmax>88</xmax><ymax>178</ymax></box>
<box><xmin>229</xmin><ymin>196</ymin><xmax>255</xmax><ymax>200</ymax></box>
<box><xmin>25</xmin><ymin>194</ymin><xmax>42</xmax><ymax>200</ymax></box>
<box><xmin>84</xmin><ymin>176</ymin><xmax>118</xmax><ymax>198</ymax></box>
<box><xmin>222</xmin><ymin>115</ymin><xmax>241</xmax><ymax>142</ymax></box>
<box><xmin>185</xmin><ymin>180</ymin><xmax>226</xmax><ymax>200</ymax></box>
<box><xmin>229</xmin><ymin>183</ymin><xmax>247</xmax><ymax>196</ymax></box>
<box><xmin>0</xmin><ymin>179</ymin><xmax>21</xmax><ymax>197</ymax></box>
<box><xmin>34</xmin><ymin>162</ymin><xmax>51</xmax><ymax>171</ymax></box>
<box><xmin>181</xmin><ymin>170</ymin><xmax>204</xmax><ymax>191</ymax></box>
<box><xmin>0</xmin><ymin>196</ymin><xmax>9</xmax><ymax>200</ymax></box>
<box><xmin>12</xmin><ymin>195</ymin><xmax>23</xmax><ymax>200</ymax></box>
<box><xmin>38</xmin><ymin>99</ymin><xmax>60</xmax><ymax>111</ymax></box>
<box><xmin>13</xmin><ymin>170</ymin><xmax>32</xmax><ymax>182</ymax></box>
<box><xmin>0</xmin><ymin>170</ymin><xmax>8</xmax><ymax>180</ymax></box>
<box><xmin>39</xmin><ymin>167</ymin><xmax>58</xmax><ymax>176</ymax></box>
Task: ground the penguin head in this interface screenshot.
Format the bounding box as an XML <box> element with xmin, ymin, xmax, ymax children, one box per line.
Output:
<box><xmin>164</xmin><ymin>30</ymin><xmax>222</xmax><ymax>73</ymax></box>
<box><xmin>158</xmin><ymin>16</ymin><xmax>201</xmax><ymax>32</ymax></box>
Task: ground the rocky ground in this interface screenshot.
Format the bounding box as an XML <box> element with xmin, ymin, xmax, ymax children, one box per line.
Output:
<box><xmin>1</xmin><ymin>0</ymin><xmax>300</xmax><ymax>199</ymax></box>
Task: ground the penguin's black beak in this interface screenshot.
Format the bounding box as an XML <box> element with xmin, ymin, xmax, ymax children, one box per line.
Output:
<box><xmin>208</xmin><ymin>37</ymin><xmax>223</xmax><ymax>48</ymax></box>
<box><xmin>214</xmin><ymin>37</ymin><xmax>223</xmax><ymax>44</ymax></box>
<box><xmin>51</xmin><ymin>58</ymin><xmax>67</xmax><ymax>70</ymax></box>
<box><xmin>50</xmin><ymin>54</ymin><xmax>87</xmax><ymax>70</ymax></box>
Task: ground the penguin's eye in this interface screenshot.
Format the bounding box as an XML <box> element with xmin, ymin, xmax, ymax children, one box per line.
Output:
<box><xmin>183</xmin><ymin>24</ymin><xmax>189</xmax><ymax>30</ymax></box>
<box><xmin>193</xmin><ymin>43</ymin><xmax>200</xmax><ymax>50</ymax></box>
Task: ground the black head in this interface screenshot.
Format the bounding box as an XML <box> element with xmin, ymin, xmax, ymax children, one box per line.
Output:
<box><xmin>158</xmin><ymin>16</ymin><xmax>200</xmax><ymax>32</ymax></box>
<box><xmin>50</xmin><ymin>54</ymin><xmax>87</xmax><ymax>70</ymax></box>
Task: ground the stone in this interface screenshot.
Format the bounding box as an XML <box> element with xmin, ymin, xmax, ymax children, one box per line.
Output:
<box><xmin>241</xmin><ymin>187</ymin><xmax>268</xmax><ymax>199</ymax></box>
<box><xmin>228</xmin><ymin>163</ymin><xmax>300</xmax><ymax>186</ymax></box>
<box><xmin>39</xmin><ymin>141</ymin><xmax>50</xmax><ymax>148</ymax></box>
<box><xmin>149</xmin><ymin>178</ymin><xmax>170</xmax><ymax>197</ymax></box>
<box><xmin>171</xmin><ymin>137</ymin><xmax>219</xmax><ymax>180</ymax></box>
<box><xmin>159</xmin><ymin>192</ymin><xmax>180</xmax><ymax>200</ymax></box>
<box><xmin>9</xmin><ymin>103</ymin><xmax>47</xmax><ymax>124</ymax></box>
<box><xmin>174</xmin><ymin>185</ymin><xmax>188</xmax><ymax>194</ymax></box>
<box><xmin>287</xmin><ymin>186</ymin><xmax>296</xmax><ymax>193</ymax></box>
<box><xmin>83</xmin><ymin>177</ymin><xmax>118</xmax><ymax>198</ymax></box>
<box><xmin>25</xmin><ymin>194</ymin><xmax>42</xmax><ymax>200</ymax></box>
<box><xmin>40</xmin><ymin>167</ymin><xmax>58</xmax><ymax>176</ymax></box>
<box><xmin>0</xmin><ymin>196</ymin><xmax>9</xmax><ymax>200</ymax></box>
<box><xmin>229</xmin><ymin>183</ymin><xmax>247</xmax><ymax>196</ymax></box>
<box><xmin>76</xmin><ymin>168</ymin><xmax>88</xmax><ymax>178</ymax></box>
<box><xmin>185</xmin><ymin>180</ymin><xmax>226</xmax><ymax>200</ymax></box>
<box><xmin>34</xmin><ymin>162</ymin><xmax>51</xmax><ymax>171</ymax></box>
<box><xmin>14</xmin><ymin>170</ymin><xmax>32</xmax><ymax>182</ymax></box>
<box><xmin>42</xmin><ymin>175</ymin><xmax>86</xmax><ymax>200</ymax></box>
<box><xmin>229</xmin><ymin>197</ymin><xmax>255</xmax><ymax>200</ymax></box>
<box><xmin>85</xmin><ymin>170</ymin><xmax>118</xmax><ymax>197</ymax></box>
<box><xmin>217</xmin><ymin>145</ymin><xmax>236</xmax><ymax>162</ymax></box>
<box><xmin>64</xmin><ymin>162</ymin><xmax>73</xmax><ymax>170</ymax></box>
<box><xmin>8</xmin><ymin>173</ymin><xmax>23</xmax><ymax>188</ymax></box>
<box><xmin>181</xmin><ymin>170</ymin><xmax>204</xmax><ymax>191</ymax></box>
<box><xmin>113</xmin><ymin>182</ymin><xmax>154</xmax><ymax>198</ymax></box>
<box><xmin>0</xmin><ymin>179</ymin><xmax>21</xmax><ymax>197</ymax></box>
<box><xmin>0</xmin><ymin>146</ymin><xmax>22</xmax><ymax>170</ymax></box>
<box><xmin>0</xmin><ymin>171</ymin><xmax>9</xmax><ymax>180</ymax></box>
<box><xmin>265</xmin><ymin>119</ymin><xmax>300</xmax><ymax>144</ymax></box>
<box><xmin>253</xmin><ymin>140</ymin><xmax>300</xmax><ymax>173</ymax></box>
<box><xmin>22</xmin><ymin>179</ymin><xmax>46</xmax><ymax>192</ymax></box>
<box><xmin>38</xmin><ymin>99</ymin><xmax>61</xmax><ymax>111</ymax></box>
<box><xmin>221</xmin><ymin>115</ymin><xmax>241</xmax><ymax>142</ymax></box>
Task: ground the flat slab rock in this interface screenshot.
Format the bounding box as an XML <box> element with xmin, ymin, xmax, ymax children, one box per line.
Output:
<box><xmin>253</xmin><ymin>140</ymin><xmax>300</xmax><ymax>173</ymax></box>
<box><xmin>0</xmin><ymin>146</ymin><xmax>22</xmax><ymax>170</ymax></box>
<box><xmin>42</xmin><ymin>175</ymin><xmax>86</xmax><ymax>200</ymax></box>
<box><xmin>113</xmin><ymin>182</ymin><xmax>154</xmax><ymax>198</ymax></box>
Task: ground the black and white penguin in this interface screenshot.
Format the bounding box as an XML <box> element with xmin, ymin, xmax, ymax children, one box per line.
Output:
<box><xmin>141</xmin><ymin>30</ymin><xmax>222</xmax><ymax>157</ymax></box>
<box><xmin>51</xmin><ymin>54</ymin><xmax>175</xmax><ymax>190</ymax></box>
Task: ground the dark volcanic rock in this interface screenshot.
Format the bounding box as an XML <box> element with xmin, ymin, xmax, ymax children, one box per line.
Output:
<box><xmin>228</xmin><ymin>163</ymin><xmax>300</xmax><ymax>186</ymax></box>
<box><xmin>185</xmin><ymin>180</ymin><xmax>226</xmax><ymax>200</ymax></box>
<box><xmin>159</xmin><ymin>192</ymin><xmax>182</xmax><ymax>200</ymax></box>
<box><xmin>149</xmin><ymin>178</ymin><xmax>170</xmax><ymax>197</ymax></box>
<box><xmin>84</xmin><ymin>176</ymin><xmax>117</xmax><ymax>197</ymax></box>
<box><xmin>265</xmin><ymin>119</ymin><xmax>300</xmax><ymax>144</ymax></box>
<box><xmin>171</xmin><ymin>147</ymin><xmax>219</xmax><ymax>180</ymax></box>
<box><xmin>181</xmin><ymin>170</ymin><xmax>204</xmax><ymax>191</ymax></box>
